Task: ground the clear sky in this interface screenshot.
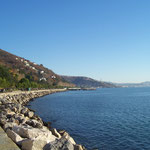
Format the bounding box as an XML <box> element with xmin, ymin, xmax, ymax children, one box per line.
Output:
<box><xmin>0</xmin><ymin>0</ymin><xmax>150</xmax><ymax>83</ymax></box>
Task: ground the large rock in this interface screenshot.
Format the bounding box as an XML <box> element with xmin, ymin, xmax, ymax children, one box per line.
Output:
<box><xmin>26</xmin><ymin>119</ymin><xmax>43</xmax><ymax>128</ymax></box>
<box><xmin>21</xmin><ymin>108</ymin><xmax>28</xmax><ymax>114</ymax></box>
<box><xmin>0</xmin><ymin>118</ymin><xmax>7</xmax><ymax>126</ymax></box>
<box><xmin>16</xmin><ymin>104</ymin><xmax>22</xmax><ymax>113</ymax></box>
<box><xmin>27</xmin><ymin>111</ymin><xmax>34</xmax><ymax>118</ymax></box>
<box><xmin>15</xmin><ymin>115</ymin><xmax>28</xmax><ymax>124</ymax></box>
<box><xmin>11</xmin><ymin>106</ymin><xmax>17</xmax><ymax>113</ymax></box>
<box><xmin>46</xmin><ymin>136</ymin><xmax>75</xmax><ymax>150</ymax></box>
<box><xmin>6</xmin><ymin>129</ymin><xmax>23</xmax><ymax>143</ymax></box>
<box><xmin>74</xmin><ymin>144</ymin><xmax>85</xmax><ymax>150</ymax></box>
<box><xmin>22</xmin><ymin>138</ymin><xmax>48</xmax><ymax>150</ymax></box>
<box><xmin>51</xmin><ymin>128</ymin><xmax>61</xmax><ymax>138</ymax></box>
<box><xmin>63</xmin><ymin>132</ymin><xmax>76</xmax><ymax>145</ymax></box>
<box><xmin>3</xmin><ymin>122</ymin><xmax>18</xmax><ymax>131</ymax></box>
<box><xmin>12</xmin><ymin>125</ymin><xmax>56</xmax><ymax>142</ymax></box>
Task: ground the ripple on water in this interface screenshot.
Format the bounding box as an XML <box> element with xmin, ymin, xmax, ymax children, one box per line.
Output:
<box><xmin>28</xmin><ymin>88</ymin><xmax>150</xmax><ymax>150</ymax></box>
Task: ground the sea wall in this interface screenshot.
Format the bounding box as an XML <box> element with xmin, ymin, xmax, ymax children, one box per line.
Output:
<box><xmin>0</xmin><ymin>89</ymin><xmax>86</xmax><ymax>150</ymax></box>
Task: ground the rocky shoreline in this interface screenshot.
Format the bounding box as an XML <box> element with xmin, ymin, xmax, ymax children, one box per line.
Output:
<box><xmin>0</xmin><ymin>89</ymin><xmax>86</xmax><ymax>150</ymax></box>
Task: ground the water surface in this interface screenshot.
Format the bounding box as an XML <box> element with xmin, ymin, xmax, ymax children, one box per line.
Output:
<box><xmin>28</xmin><ymin>88</ymin><xmax>150</xmax><ymax>150</ymax></box>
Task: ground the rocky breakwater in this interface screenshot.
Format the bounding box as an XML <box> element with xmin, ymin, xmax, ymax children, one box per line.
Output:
<box><xmin>0</xmin><ymin>89</ymin><xmax>86</xmax><ymax>150</ymax></box>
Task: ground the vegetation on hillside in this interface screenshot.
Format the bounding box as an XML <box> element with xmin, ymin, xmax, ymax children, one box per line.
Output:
<box><xmin>0</xmin><ymin>65</ymin><xmax>63</xmax><ymax>89</ymax></box>
<box><xmin>0</xmin><ymin>49</ymin><xmax>75</xmax><ymax>90</ymax></box>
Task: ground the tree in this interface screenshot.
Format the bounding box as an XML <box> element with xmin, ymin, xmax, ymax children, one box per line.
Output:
<box><xmin>18</xmin><ymin>78</ymin><xmax>31</xmax><ymax>89</ymax></box>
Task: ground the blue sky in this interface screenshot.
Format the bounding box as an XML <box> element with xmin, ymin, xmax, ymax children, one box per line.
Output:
<box><xmin>0</xmin><ymin>0</ymin><xmax>150</xmax><ymax>83</ymax></box>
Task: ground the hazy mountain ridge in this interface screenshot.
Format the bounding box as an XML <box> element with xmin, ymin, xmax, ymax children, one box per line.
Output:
<box><xmin>114</xmin><ymin>81</ymin><xmax>150</xmax><ymax>87</ymax></box>
<box><xmin>61</xmin><ymin>75</ymin><xmax>117</xmax><ymax>88</ymax></box>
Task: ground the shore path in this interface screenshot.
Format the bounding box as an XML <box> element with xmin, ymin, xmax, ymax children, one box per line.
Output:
<box><xmin>0</xmin><ymin>89</ymin><xmax>66</xmax><ymax>99</ymax></box>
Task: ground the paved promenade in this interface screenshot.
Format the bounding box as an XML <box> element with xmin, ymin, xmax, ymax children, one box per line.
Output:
<box><xmin>0</xmin><ymin>127</ymin><xmax>20</xmax><ymax>150</ymax></box>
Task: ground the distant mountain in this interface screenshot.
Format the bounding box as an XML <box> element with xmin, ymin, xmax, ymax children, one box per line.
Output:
<box><xmin>61</xmin><ymin>76</ymin><xmax>117</xmax><ymax>88</ymax></box>
<box><xmin>0</xmin><ymin>49</ymin><xmax>74</xmax><ymax>88</ymax></box>
<box><xmin>114</xmin><ymin>81</ymin><xmax>150</xmax><ymax>88</ymax></box>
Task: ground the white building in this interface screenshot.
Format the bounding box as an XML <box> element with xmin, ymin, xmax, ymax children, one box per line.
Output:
<box><xmin>40</xmin><ymin>71</ymin><xmax>44</xmax><ymax>74</ymax></box>
<box><xmin>51</xmin><ymin>75</ymin><xmax>56</xmax><ymax>79</ymax></box>
<box><xmin>39</xmin><ymin>77</ymin><xmax>47</xmax><ymax>81</ymax></box>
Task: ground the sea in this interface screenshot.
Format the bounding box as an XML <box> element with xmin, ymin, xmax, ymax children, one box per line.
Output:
<box><xmin>28</xmin><ymin>87</ymin><xmax>150</xmax><ymax>150</ymax></box>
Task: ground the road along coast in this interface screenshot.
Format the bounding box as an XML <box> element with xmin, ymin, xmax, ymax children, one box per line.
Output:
<box><xmin>0</xmin><ymin>89</ymin><xmax>86</xmax><ymax>150</ymax></box>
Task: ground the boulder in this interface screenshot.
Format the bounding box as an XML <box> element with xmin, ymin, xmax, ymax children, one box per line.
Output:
<box><xmin>4</xmin><ymin>108</ymin><xmax>12</xmax><ymax>114</ymax></box>
<box><xmin>59</xmin><ymin>130</ymin><xmax>66</xmax><ymax>136</ymax></box>
<box><xmin>62</xmin><ymin>132</ymin><xmax>76</xmax><ymax>145</ymax></box>
<box><xmin>12</xmin><ymin>107</ymin><xmax>17</xmax><ymax>113</ymax></box>
<box><xmin>22</xmin><ymin>138</ymin><xmax>47</xmax><ymax>150</ymax></box>
<box><xmin>6</xmin><ymin>129</ymin><xmax>23</xmax><ymax>143</ymax></box>
<box><xmin>47</xmin><ymin>136</ymin><xmax>74</xmax><ymax>150</ymax></box>
<box><xmin>74</xmin><ymin>144</ymin><xmax>84</xmax><ymax>150</ymax></box>
<box><xmin>6</xmin><ymin>114</ymin><xmax>13</xmax><ymax>119</ymax></box>
<box><xmin>32</xmin><ymin>115</ymin><xmax>43</xmax><ymax>124</ymax></box>
<box><xmin>16</xmin><ymin>104</ymin><xmax>22</xmax><ymax>113</ymax></box>
<box><xmin>0</xmin><ymin>118</ymin><xmax>7</xmax><ymax>126</ymax></box>
<box><xmin>26</xmin><ymin>119</ymin><xmax>43</xmax><ymax>128</ymax></box>
<box><xmin>21</xmin><ymin>108</ymin><xmax>28</xmax><ymax>114</ymax></box>
<box><xmin>12</xmin><ymin>125</ymin><xmax>56</xmax><ymax>142</ymax></box>
<box><xmin>27</xmin><ymin>111</ymin><xmax>34</xmax><ymax>118</ymax></box>
<box><xmin>51</xmin><ymin>128</ymin><xmax>61</xmax><ymax>138</ymax></box>
<box><xmin>0</xmin><ymin>113</ymin><xmax>7</xmax><ymax>119</ymax></box>
<box><xmin>0</xmin><ymin>105</ymin><xmax>6</xmax><ymax>110</ymax></box>
<box><xmin>15</xmin><ymin>114</ymin><xmax>27</xmax><ymax>124</ymax></box>
<box><xmin>3</xmin><ymin>122</ymin><xmax>18</xmax><ymax>131</ymax></box>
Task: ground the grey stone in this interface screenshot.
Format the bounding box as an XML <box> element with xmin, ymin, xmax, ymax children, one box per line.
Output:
<box><xmin>7</xmin><ymin>114</ymin><xmax>13</xmax><ymax>119</ymax></box>
<box><xmin>22</xmin><ymin>138</ymin><xmax>47</xmax><ymax>150</ymax></box>
<box><xmin>51</xmin><ymin>128</ymin><xmax>61</xmax><ymax>138</ymax></box>
<box><xmin>12</xmin><ymin>125</ymin><xmax>56</xmax><ymax>141</ymax></box>
<box><xmin>16</xmin><ymin>104</ymin><xmax>22</xmax><ymax>112</ymax></box>
<box><xmin>12</xmin><ymin>107</ymin><xmax>17</xmax><ymax>113</ymax></box>
<box><xmin>6</xmin><ymin>129</ymin><xmax>23</xmax><ymax>143</ymax></box>
<box><xmin>0</xmin><ymin>118</ymin><xmax>7</xmax><ymax>126</ymax></box>
<box><xmin>27</xmin><ymin>111</ymin><xmax>34</xmax><ymax>118</ymax></box>
<box><xmin>3</xmin><ymin>122</ymin><xmax>18</xmax><ymax>131</ymax></box>
<box><xmin>21</xmin><ymin>108</ymin><xmax>28</xmax><ymax>114</ymax></box>
<box><xmin>47</xmin><ymin>136</ymin><xmax>74</xmax><ymax>150</ymax></box>
<box><xmin>74</xmin><ymin>144</ymin><xmax>84</xmax><ymax>150</ymax></box>
<box><xmin>26</xmin><ymin>119</ymin><xmax>42</xmax><ymax>128</ymax></box>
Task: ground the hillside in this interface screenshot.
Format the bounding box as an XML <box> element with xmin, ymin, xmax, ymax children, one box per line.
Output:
<box><xmin>0</xmin><ymin>49</ymin><xmax>74</xmax><ymax>88</ymax></box>
<box><xmin>61</xmin><ymin>76</ymin><xmax>116</xmax><ymax>88</ymax></box>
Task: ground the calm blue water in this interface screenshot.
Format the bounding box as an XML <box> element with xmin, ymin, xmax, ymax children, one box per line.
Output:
<box><xmin>28</xmin><ymin>88</ymin><xmax>150</xmax><ymax>150</ymax></box>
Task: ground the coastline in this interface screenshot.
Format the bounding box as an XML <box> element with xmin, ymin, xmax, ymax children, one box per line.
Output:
<box><xmin>0</xmin><ymin>89</ymin><xmax>86</xmax><ymax>150</ymax></box>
